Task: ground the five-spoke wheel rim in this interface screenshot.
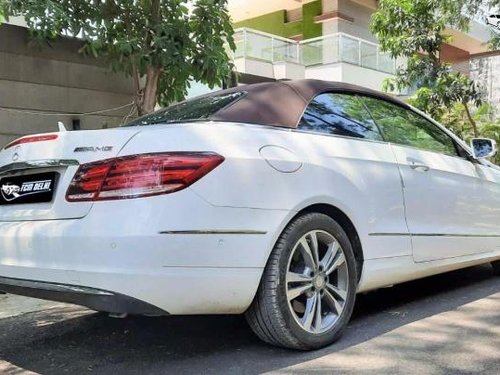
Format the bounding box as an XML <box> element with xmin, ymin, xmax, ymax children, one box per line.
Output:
<box><xmin>285</xmin><ymin>230</ymin><xmax>349</xmax><ymax>334</ymax></box>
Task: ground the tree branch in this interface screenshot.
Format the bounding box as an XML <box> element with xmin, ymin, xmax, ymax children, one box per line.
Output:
<box><xmin>132</xmin><ymin>64</ymin><xmax>142</xmax><ymax>115</ymax></box>
<box><xmin>463</xmin><ymin>102</ymin><xmax>478</xmax><ymax>138</ymax></box>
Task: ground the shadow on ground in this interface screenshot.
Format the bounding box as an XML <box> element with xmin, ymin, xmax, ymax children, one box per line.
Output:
<box><xmin>0</xmin><ymin>264</ymin><xmax>499</xmax><ymax>374</ymax></box>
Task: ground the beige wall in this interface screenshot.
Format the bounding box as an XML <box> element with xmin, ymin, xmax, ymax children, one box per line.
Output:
<box><xmin>321</xmin><ymin>0</ymin><xmax>377</xmax><ymax>43</ymax></box>
<box><xmin>305</xmin><ymin>62</ymin><xmax>393</xmax><ymax>91</ymax></box>
<box><xmin>337</xmin><ymin>0</ymin><xmax>377</xmax><ymax>42</ymax></box>
<box><xmin>0</xmin><ymin>24</ymin><xmax>134</xmax><ymax>147</ymax></box>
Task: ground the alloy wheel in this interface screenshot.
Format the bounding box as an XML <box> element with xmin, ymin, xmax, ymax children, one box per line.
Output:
<box><xmin>285</xmin><ymin>230</ymin><xmax>349</xmax><ymax>334</ymax></box>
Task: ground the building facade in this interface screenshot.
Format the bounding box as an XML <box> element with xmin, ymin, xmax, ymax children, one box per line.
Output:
<box><xmin>0</xmin><ymin>1</ymin><xmax>497</xmax><ymax>147</ymax></box>
<box><xmin>471</xmin><ymin>54</ymin><xmax>500</xmax><ymax>117</ymax></box>
<box><xmin>228</xmin><ymin>0</ymin><xmax>494</xmax><ymax>94</ymax></box>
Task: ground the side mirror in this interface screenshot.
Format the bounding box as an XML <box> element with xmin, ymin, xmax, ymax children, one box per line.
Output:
<box><xmin>470</xmin><ymin>138</ymin><xmax>497</xmax><ymax>160</ymax></box>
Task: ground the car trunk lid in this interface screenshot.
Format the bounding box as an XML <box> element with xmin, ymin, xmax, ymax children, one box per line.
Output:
<box><xmin>0</xmin><ymin>128</ymin><xmax>140</xmax><ymax>221</ymax></box>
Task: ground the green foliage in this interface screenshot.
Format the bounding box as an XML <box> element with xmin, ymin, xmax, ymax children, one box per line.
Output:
<box><xmin>372</xmin><ymin>0</ymin><xmax>463</xmax><ymax>59</ymax></box>
<box><xmin>234</xmin><ymin>11</ymin><xmax>295</xmax><ymax>38</ymax></box>
<box><xmin>372</xmin><ymin>0</ymin><xmax>483</xmax><ymax>113</ymax></box>
<box><xmin>407</xmin><ymin>72</ymin><xmax>483</xmax><ymax>118</ymax></box>
<box><xmin>8</xmin><ymin>0</ymin><xmax>235</xmax><ymax>114</ymax></box>
<box><xmin>370</xmin><ymin>0</ymin><xmax>500</xmax><ymax>142</ymax></box>
<box><xmin>436</xmin><ymin>104</ymin><xmax>500</xmax><ymax>165</ymax></box>
<box><xmin>0</xmin><ymin>0</ymin><xmax>6</xmax><ymax>22</ymax></box>
<box><xmin>233</xmin><ymin>0</ymin><xmax>322</xmax><ymax>39</ymax></box>
<box><xmin>372</xmin><ymin>0</ymin><xmax>500</xmax><ymax>54</ymax></box>
<box><xmin>490</xmin><ymin>34</ymin><xmax>500</xmax><ymax>50</ymax></box>
<box><xmin>301</xmin><ymin>0</ymin><xmax>322</xmax><ymax>40</ymax></box>
<box><xmin>372</xmin><ymin>0</ymin><xmax>500</xmax><ymax>163</ymax></box>
<box><xmin>408</xmin><ymin>94</ymin><xmax>500</xmax><ymax>164</ymax></box>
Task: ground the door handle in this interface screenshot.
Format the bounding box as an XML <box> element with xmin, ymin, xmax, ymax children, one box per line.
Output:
<box><xmin>407</xmin><ymin>158</ymin><xmax>430</xmax><ymax>172</ymax></box>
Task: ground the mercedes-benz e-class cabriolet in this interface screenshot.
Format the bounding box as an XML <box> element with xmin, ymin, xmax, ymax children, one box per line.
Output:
<box><xmin>0</xmin><ymin>80</ymin><xmax>499</xmax><ymax>350</ymax></box>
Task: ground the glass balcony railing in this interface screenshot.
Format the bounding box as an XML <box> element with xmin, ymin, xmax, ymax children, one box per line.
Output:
<box><xmin>233</xmin><ymin>28</ymin><xmax>399</xmax><ymax>75</ymax></box>
<box><xmin>234</xmin><ymin>28</ymin><xmax>300</xmax><ymax>63</ymax></box>
<box><xmin>299</xmin><ymin>33</ymin><xmax>398</xmax><ymax>74</ymax></box>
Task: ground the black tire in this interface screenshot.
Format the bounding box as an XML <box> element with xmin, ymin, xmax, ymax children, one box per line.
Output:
<box><xmin>245</xmin><ymin>212</ymin><xmax>358</xmax><ymax>350</ymax></box>
<box><xmin>492</xmin><ymin>260</ymin><xmax>500</xmax><ymax>276</ymax></box>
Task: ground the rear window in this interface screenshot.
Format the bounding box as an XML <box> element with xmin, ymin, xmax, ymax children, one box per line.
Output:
<box><xmin>123</xmin><ymin>91</ymin><xmax>245</xmax><ymax>126</ymax></box>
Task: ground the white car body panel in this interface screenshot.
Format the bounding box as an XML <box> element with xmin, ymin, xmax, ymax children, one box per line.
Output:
<box><xmin>390</xmin><ymin>143</ymin><xmax>500</xmax><ymax>262</ymax></box>
<box><xmin>0</xmin><ymin>118</ymin><xmax>499</xmax><ymax>314</ymax></box>
<box><xmin>121</xmin><ymin>123</ymin><xmax>414</xmax><ymax>264</ymax></box>
<box><xmin>0</xmin><ymin>188</ymin><xmax>280</xmax><ymax>314</ymax></box>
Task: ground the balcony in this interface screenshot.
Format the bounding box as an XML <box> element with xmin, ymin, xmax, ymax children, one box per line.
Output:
<box><xmin>300</xmin><ymin>33</ymin><xmax>397</xmax><ymax>74</ymax></box>
<box><xmin>232</xmin><ymin>28</ymin><xmax>401</xmax><ymax>90</ymax></box>
<box><xmin>234</xmin><ymin>28</ymin><xmax>300</xmax><ymax>64</ymax></box>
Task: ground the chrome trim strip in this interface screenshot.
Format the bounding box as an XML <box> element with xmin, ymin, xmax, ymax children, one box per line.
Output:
<box><xmin>370</xmin><ymin>233</ymin><xmax>500</xmax><ymax>238</ymax></box>
<box><xmin>0</xmin><ymin>159</ymin><xmax>79</xmax><ymax>175</ymax></box>
<box><xmin>159</xmin><ymin>230</ymin><xmax>267</xmax><ymax>235</ymax></box>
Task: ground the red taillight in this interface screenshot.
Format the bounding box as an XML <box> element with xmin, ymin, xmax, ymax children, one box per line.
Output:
<box><xmin>66</xmin><ymin>152</ymin><xmax>224</xmax><ymax>202</ymax></box>
<box><xmin>5</xmin><ymin>134</ymin><xmax>58</xmax><ymax>149</ymax></box>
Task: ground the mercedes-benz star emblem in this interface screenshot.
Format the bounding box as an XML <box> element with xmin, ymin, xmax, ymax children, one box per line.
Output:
<box><xmin>12</xmin><ymin>146</ymin><xmax>21</xmax><ymax>161</ymax></box>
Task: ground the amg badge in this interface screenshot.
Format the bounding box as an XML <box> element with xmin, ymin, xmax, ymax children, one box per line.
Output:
<box><xmin>74</xmin><ymin>146</ymin><xmax>113</xmax><ymax>153</ymax></box>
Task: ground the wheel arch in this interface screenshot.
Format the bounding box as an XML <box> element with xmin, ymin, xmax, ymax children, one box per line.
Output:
<box><xmin>291</xmin><ymin>203</ymin><xmax>364</xmax><ymax>283</ymax></box>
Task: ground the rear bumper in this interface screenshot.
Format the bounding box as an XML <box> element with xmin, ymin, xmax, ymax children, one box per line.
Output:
<box><xmin>0</xmin><ymin>276</ymin><xmax>167</xmax><ymax>315</ymax></box>
<box><xmin>0</xmin><ymin>189</ymin><xmax>292</xmax><ymax>314</ymax></box>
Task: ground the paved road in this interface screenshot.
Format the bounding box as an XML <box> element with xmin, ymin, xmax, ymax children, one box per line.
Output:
<box><xmin>0</xmin><ymin>265</ymin><xmax>499</xmax><ymax>375</ymax></box>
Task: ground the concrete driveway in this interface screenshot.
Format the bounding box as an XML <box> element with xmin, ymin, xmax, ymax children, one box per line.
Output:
<box><xmin>0</xmin><ymin>264</ymin><xmax>499</xmax><ymax>375</ymax></box>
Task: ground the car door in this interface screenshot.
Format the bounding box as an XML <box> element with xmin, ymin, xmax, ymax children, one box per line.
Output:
<box><xmin>473</xmin><ymin>161</ymin><xmax>500</xmax><ymax>247</ymax></box>
<box><xmin>361</xmin><ymin>96</ymin><xmax>495</xmax><ymax>262</ymax></box>
<box><xmin>295</xmin><ymin>92</ymin><xmax>412</xmax><ymax>261</ymax></box>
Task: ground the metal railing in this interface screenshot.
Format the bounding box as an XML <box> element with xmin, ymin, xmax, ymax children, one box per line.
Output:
<box><xmin>233</xmin><ymin>28</ymin><xmax>399</xmax><ymax>75</ymax></box>
<box><xmin>234</xmin><ymin>28</ymin><xmax>300</xmax><ymax>63</ymax></box>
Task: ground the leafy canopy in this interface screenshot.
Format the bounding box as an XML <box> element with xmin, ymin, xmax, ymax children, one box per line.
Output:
<box><xmin>0</xmin><ymin>0</ymin><xmax>6</xmax><ymax>22</ymax></box>
<box><xmin>8</xmin><ymin>0</ymin><xmax>235</xmax><ymax>114</ymax></box>
<box><xmin>370</xmin><ymin>0</ymin><xmax>500</xmax><ymax>137</ymax></box>
<box><xmin>433</xmin><ymin>102</ymin><xmax>500</xmax><ymax>164</ymax></box>
<box><xmin>371</xmin><ymin>1</ymin><xmax>479</xmax><ymax>106</ymax></box>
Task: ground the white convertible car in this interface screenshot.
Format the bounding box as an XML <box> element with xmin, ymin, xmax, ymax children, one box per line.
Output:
<box><xmin>0</xmin><ymin>80</ymin><xmax>499</xmax><ymax>350</ymax></box>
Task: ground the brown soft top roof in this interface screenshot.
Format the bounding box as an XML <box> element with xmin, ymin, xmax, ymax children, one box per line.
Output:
<box><xmin>207</xmin><ymin>79</ymin><xmax>410</xmax><ymax>128</ymax></box>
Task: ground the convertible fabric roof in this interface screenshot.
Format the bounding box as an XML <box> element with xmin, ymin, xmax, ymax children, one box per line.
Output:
<box><xmin>208</xmin><ymin>79</ymin><xmax>409</xmax><ymax>129</ymax></box>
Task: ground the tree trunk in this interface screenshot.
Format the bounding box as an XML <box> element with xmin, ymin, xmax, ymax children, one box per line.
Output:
<box><xmin>132</xmin><ymin>65</ymin><xmax>142</xmax><ymax>116</ymax></box>
<box><xmin>140</xmin><ymin>66</ymin><xmax>161</xmax><ymax>115</ymax></box>
<box><xmin>463</xmin><ymin>102</ymin><xmax>478</xmax><ymax>138</ymax></box>
<box><xmin>136</xmin><ymin>0</ymin><xmax>161</xmax><ymax>116</ymax></box>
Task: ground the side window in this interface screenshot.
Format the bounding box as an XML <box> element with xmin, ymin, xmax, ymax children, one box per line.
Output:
<box><xmin>361</xmin><ymin>96</ymin><xmax>458</xmax><ymax>156</ymax></box>
<box><xmin>298</xmin><ymin>93</ymin><xmax>383</xmax><ymax>141</ymax></box>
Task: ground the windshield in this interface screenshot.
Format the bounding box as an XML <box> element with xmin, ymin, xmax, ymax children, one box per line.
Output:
<box><xmin>123</xmin><ymin>91</ymin><xmax>245</xmax><ymax>126</ymax></box>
